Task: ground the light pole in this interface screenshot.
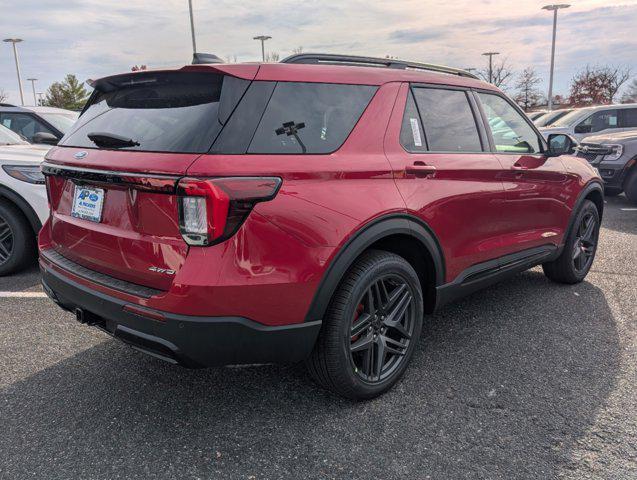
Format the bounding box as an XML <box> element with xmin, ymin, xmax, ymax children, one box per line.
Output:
<box><xmin>187</xmin><ymin>0</ymin><xmax>197</xmax><ymax>54</ymax></box>
<box><xmin>27</xmin><ymin>78</ymin><xmax>37</xmax><ymax>106</ymax></box>
<box><xmin>542</xmin><ymin>4</ymin><xmax>570</xmax><ymax>110</ymax></box>
<box><xmin>481</xmin><ymin>52</ymin><xmax>500</xmax><ymax>84</ymax></box>
<box><xmin>253</xmin><ymin>35</ymin><xmax>271</xmax><ymax>61</ymax></box>
<box><xmin>3</xmin><ymin>38</ymin><xmax>25</xmax><ymax>105</ymax></box>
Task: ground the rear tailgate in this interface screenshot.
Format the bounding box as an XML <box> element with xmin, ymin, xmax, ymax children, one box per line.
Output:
<box><xmin>43</xmin><ymin>149</ymin><xmax>199</xmax><ymax>291</ymax></box>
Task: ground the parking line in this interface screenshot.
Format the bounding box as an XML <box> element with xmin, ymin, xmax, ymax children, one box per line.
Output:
<box><xmin>620</xmin><ymin>208</ymin><xmax>637</xmax><ymax>211</ymax></box>
<box><xmin>0</xmin><ymin>292</ymin><xmax>48</xmax><ymax>298</ymax></box>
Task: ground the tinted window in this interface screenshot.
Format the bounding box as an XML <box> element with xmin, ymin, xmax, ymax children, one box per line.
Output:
<box><xmin>412</xmin><ymin>88</ymin><xmax>482</xmax><ymax>152</ymax></box>
<box><xmin>620</xmin><ymin>108</ymin><xmax>637</xmax><ymax>128</ymax></box>
<box><xmin>478</xmin><ymin>93</ymin><xmax>541</xmax><ymax>154</ymax></box>
<box><xmin>400</xmin><ymin>91</ymin><xmax>427</xmax><ymax>152</ymax></box>
<box><xmin>248</xmin><ymin>82</ymin><xmax>377</xmax><ymax>154</ymax></box>
<box><xmin>575</xmin><ymin>109</ymin><xmax>618</xmax><ymax>134</ymax></box>
<box><xmin>0</xmin><ymin>113</ymin><xmax>56</xmax><ymax>142</ymax></box>
<box><xmin>61</xmin><ymin>72</ymin><xmax>249</xmax><ymax>153</ymax></box>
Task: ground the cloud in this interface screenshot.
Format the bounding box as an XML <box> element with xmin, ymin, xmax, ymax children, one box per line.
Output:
<box><xmin>0</xmin><ymin>0</ymin><xmax>636</xmax><ymax>104</ymax></box>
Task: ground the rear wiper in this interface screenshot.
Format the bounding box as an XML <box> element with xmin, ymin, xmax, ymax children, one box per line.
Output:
<box><xmin>87</xmin><ymin>132</ymin><xmax>140</xmax><ymax>149</ymax></box>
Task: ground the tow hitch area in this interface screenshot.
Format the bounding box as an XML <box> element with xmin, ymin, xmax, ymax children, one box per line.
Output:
<box><xmin>74</xmin><ymin>308</ymin><xmax>102</xmax><ymax>326</ymax></box>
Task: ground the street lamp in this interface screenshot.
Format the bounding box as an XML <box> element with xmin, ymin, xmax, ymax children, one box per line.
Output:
<box><xmin>3</xmin><ymin>38</ymin><xmax>25</xmax><ymax>105</ymax></box>
<box><xmin>27</xmin><ymin>78</ymin><xmax>37</xmax><ymax>106</ymax></box>
<box><xmin>253</xmin><ymin>35</ymin><xmax>272</xmax><ymax>62</ymax></box>
<box><xmin>542</xmin><ymin>4</ymin><xmax>570</xmax><ymax>110</ymax></box>
<box><xmin>187</xmin><ymin>0</ymin><xmax>197</xmax><ymax>54</ymax></box>
<box><xmin>481</xmin><ymin>52</ymin><xmax>500</xmax><ymax>84</ymax></box>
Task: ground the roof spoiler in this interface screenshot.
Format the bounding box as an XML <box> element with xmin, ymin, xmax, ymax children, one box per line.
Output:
<box><xmin>280</xmin><ymin>53</ymin><xmax>479</xmax><ymax>79</ymax></box>
<box><xmin>192</xmin><ymin>52</ymin><xmax>224</xmax><ymax>65</ymax></box>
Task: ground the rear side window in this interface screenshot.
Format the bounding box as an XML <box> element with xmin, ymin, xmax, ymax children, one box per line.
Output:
<box><xmin>247</xmin><ymin>82</ymin><xmax>377</xmax><ymax>154</ymax></box>
<box><xmin>620</xmin><ymin>108</ymin><xmax>637</xmax><ymax>128</ymax></box>
<box><xmin>0</xmin><ymin>113</ymin><xmax>57</xmax><ymax>142</ymax></box>
<box><xmin>400</xmin><ymin>91</ymin><xmax>427</xmax><ymax>152</ymax></box>
<box><xmin>412</xmin><ymin>88</ymin><xmax>482</xmax><ymax>152</ymax></box>
<box><xmin>61</xmin><ymin>72</ymin><xmax>249</xmax><ymax>153</ymax></box>
<box><xmin>478</xmin><ymin>92</ymin><xmax>541</xmax><ymax>154</ymax></box>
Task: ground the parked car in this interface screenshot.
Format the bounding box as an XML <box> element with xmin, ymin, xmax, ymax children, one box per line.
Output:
<box><xmin>539</xmin><ymin>103</ymin><xmax>637</xmax><ymax>141</ymax></box>
<box><xmin>38</xmin><ymin>54</ymin><xmax>603</xmax><ymax>399</ymax></box>
<box><xmin>0</xmin><ymin>104</ymin><xmax>79</xmax><ymax>145</ymax></box>
<box><xmin>0</xmin><ymin>125</ymin><xmax>49</xmax><ymax>275</ymax></box>
<box><xmin>527</xmin><ymin>110</ymin><xmax>547</xmax><ymax>121</ymax></box>
<box><xmin>576</xmin><ymin>130</ymin><xmax>637</xmax><ymax>203</ymax></box>
<box><xmin>533</xmin><ymin>108</ymin><xmax>573</xmax><ymax>127</ymax></box>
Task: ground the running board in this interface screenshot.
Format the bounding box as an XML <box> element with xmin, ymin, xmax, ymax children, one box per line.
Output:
<box><xmin>434</xmin><ymin>245</ymin><xmax>560</xmax><ymax>311</ymax></box>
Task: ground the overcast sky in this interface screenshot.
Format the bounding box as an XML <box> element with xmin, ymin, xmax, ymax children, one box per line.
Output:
<box><xmin>1</xmin><ymin>0</ymin><xmax>635</xmax><ymax>105</ymax></box>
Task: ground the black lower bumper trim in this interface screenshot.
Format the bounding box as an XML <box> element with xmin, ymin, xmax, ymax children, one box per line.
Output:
<box><xmin>41</xmin><ymin>263</ymin><xmax>321</xmax><ymax>367</ymax></box>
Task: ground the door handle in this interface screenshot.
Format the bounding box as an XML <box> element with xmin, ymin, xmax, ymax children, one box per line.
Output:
<box><xmin>405</xmin><ymin>162</ymin><xmax>436</xmax><ymax>178</ymax></box>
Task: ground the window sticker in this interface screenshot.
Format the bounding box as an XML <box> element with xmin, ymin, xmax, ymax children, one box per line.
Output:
<box><xmin>409</xmin><ymin>118</ymin><xmax>422</xmax><ymax>147</ymax></box>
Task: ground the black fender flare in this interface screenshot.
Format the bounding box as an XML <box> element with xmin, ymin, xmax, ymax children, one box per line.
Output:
<box><xmin>0</xmin><ymin>184</ymin><xmax>42</xmax><ymax>234</ymax></box>
<box><xmin>304</xmin><ymin>214</ymin><xmax>445</xmax><ymax>323</ymax></box>
<box><xmin>563</xmin><ymin>180</ymin><xmax>604</xmax><ymax>245</ymax></box>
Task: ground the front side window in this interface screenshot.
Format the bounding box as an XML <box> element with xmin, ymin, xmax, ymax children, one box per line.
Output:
<box><xmin>478</xmin><ymin>93</ymin><xmax>541</xmax><ymax>154</ymax></box>
<box><xmin>575</xmin><ymin>109</ymin><xmax>618</xmax><ymax>134</ymax></box>
<box><xmin>0</xmin><ymin>113</ymin><xmax>56</xmax><ymax>142</ymax></box>
<box><xmin>248</xmin><ymin>82</ymin><xmax>377</xmax><ymax>154</ymax></box>
<box><xmin>412</xmin><ymin>87</ymin><xmax>482</xmax><ymax>152</ymax></box>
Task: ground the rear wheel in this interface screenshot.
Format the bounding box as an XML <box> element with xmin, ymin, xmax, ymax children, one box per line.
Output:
<box><xmin>306</xmin><ymin>250</ymin><xmax>423</xmax><ymax>400</ymax></box>
<box><xmin>0</xmin><ymin>201</ymin><xmax>35</xmax><ymax>276</ymax></box>
<box><xmin>542</xmin><ymin>200</ymin><xmax>599</xmax><ymax>284</ymax></box>
<box><xmin>624</xmin><ymin>168</ymin><xmax>637</xmax><ymax>205</ymax></box>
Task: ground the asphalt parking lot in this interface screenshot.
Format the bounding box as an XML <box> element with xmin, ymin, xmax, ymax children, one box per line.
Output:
<box><xmin>1</xmin><ymin>196</ymin><xmax>635</xmax><ymax>480</ymax></box>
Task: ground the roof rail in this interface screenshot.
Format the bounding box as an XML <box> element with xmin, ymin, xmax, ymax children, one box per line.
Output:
<box><xmin>0</xmin><ymin>103</ymin><xmax>16</xmax><ymax>107</ymax></box>
<box><xmin>280</xmin><ymin>53</ymin><xmax>479</xmax><ymax>80</ymax></box>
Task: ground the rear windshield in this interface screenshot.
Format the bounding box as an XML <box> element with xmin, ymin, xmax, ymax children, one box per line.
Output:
<box><xmin>61</xmin><ymin>72</ymin><xmax>243</xmax><ymax>153</ymax></box>
<box><xmin>61</xmin><ymin>71</ymin><xmax>377</xmax><ymax>154</ymax></box>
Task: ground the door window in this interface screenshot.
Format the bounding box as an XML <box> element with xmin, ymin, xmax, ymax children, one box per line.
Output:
<box><xmin>477</xmin><ymin>93</ymin><xmax>541</xmax><ymax>154</ymax></box>
<box><xmin>411</xmin><ymin>87</ymin><xmax>482</xmax><ymax>152</ymax></box>
<box><xmin>574</xmin><ymin>110</ymin><xmax>618</xmax><ymax>134</ymax></box>
<box><xmin>0</xmin><ymin>113</ymin><xmax>56</xmax><ymax>142</ymax></box>
<box><xmin>620</xmin><ymin>108</ymin><xmax>637</xmax><ymax>128</ymax></box>
<box><xmin>400</xmin><ymin>91</ymin><xmax>427</xmax><ymax>152</ymax></box>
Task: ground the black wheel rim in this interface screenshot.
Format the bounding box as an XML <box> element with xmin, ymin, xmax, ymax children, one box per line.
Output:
<box><xmin>572</xmin><ymin>211</ymin><xmax>597</xmax><ymax>273</ymax></box>
<box><xmin>349</xmin><ymin>274</ymin><xmax>416</xmax><ymax>383</ymax></box>
<box><xmin>0</xmin><ymin>215</ymin><xmax>14</xmax><ymax>266</ymax></box>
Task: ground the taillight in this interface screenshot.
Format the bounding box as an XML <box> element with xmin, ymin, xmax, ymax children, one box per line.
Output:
<box><xmin>177</xmin><ymin>177</ymin><xmax>282</xmax><ymax>246</ymax></box>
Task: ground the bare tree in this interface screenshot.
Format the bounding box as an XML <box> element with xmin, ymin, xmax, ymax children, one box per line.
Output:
<box><xmin>265</xmin><ymin>51</ymin><xmax>280</xmax><ymax>63</ymax></box>
<box><xmin>477</xmin><ymin>58</ymin><xmax>513</xmax><ymax>89</ymax></box>
<box><xmin>621</xmin><ymin>78</ymin><xmax>637</xmax><ymax>103</ymax></box>
<box><xmin>513</xmin><ymin>67</ymin><xmax>543</xmax><ymax>111</ymax></box>
<box><xmin>292</xmin><ymin>46</ymin><xmax>303</xmax><ymax>55</ymax></box>
<box><xmin>569</xmin><ymin>65</ymin><xmax>631</xmax><ymax>106</ymax></box>
<box><xmin>0</xmin><ymin>88</ymin><xmax>7</xmax><ymax>103</ymax></box>
<box><xmin>225</xmin><ymin>54</ymin><xmax>238</xmax><ymax>63</ymax></box>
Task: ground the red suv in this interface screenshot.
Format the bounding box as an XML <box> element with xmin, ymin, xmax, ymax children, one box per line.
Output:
<box><xmin>39</xmin><ymin>54</ymin><xmax>603</xmax><ymax>399</ymax></box>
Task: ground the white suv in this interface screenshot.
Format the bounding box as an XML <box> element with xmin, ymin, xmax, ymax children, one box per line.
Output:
<box><xmin>0</xmin><ymin>125</ymin><xmax>49</xmax><ymax>275</ymax></box>
<box><xmin>539</xmin><ymin>103</ymin><xmax>637</xmax><ymax>142</ymax></box>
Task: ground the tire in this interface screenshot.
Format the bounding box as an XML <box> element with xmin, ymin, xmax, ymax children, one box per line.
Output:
<box><xmin>604</xmin><ymin>187</ymin><xmax>622</xmax><ymax>197</ymax></box>
<box><xmin>0</xmin><ymin>201</ymin><xmax>36</xmax><ymax>276</ymax></box>
<box><xmin>542</xmin><ymin>200</ymin><xmax>600</xmax><ymax>284</ymax></box>
<box><xmin>306</xmin><ymin>250</ymin><xmax>424</xmax><ymax>400</ymax></box>
<box><xmin>624</xmin><ymin>167</ymin><xmax>637</xmax><ymax>205</ymax></box>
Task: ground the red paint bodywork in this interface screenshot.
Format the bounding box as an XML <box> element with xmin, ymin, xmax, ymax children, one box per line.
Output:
<box><xmin>39</xmin><ymin>62</ymin><xmax>601</xmax><ymax>327</ymax></box>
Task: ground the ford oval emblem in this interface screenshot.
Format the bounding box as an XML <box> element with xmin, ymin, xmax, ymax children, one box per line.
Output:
<box><xmin>74</xmin><ymin>151</ymin><xmax>88</xmax><ymax>159</ymax></box>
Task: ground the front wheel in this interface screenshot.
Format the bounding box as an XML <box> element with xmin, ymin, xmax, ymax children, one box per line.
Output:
<box><xmin>542</xmin><ymin>200</ymin><xmax>600</xmax><ymax>284</ymax></box>
<box><xmin>624</xmin><ymin>168</ymin><xmax>637</xmax><ymax>205</ymax></box>
<box><xmin>0</xmin><ymin>201</ymin><xmax>35</xmax><ymax>276</ymax></box>
<box><xmin>306</xmin><ymin>250</ymin><xmax>423</xmax><ymax>400</ymax></box>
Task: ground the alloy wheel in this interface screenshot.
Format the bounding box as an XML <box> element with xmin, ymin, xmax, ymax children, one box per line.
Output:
<box><xmin>0</xmin><ymin>215</ymin><xmax>14</xmax><ymax>266</ymax></box>
<box><xmin>349</xmin><ymin>274</ymin><xmax>416</xmax><ymax>383</ymax></box>
<box><xmin>572</xmin><ymin>211</ymin><xmax>597</xmax><ymax>273</ymax></box>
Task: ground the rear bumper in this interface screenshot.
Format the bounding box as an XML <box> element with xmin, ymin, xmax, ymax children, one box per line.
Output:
<box><xmin>41</xmin><ymin>263</ymin><xmax>321</xmax><ymax>367</ymax></box>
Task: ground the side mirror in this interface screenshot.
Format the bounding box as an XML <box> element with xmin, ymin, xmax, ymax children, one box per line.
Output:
<box><xmin>547</xmin><ymin>133</ymin><xmax>576</xmax><ymax>157</ymax></box>
<box><xmin>32</xmin><ymin>132</ymin><xmax>58</xmax><ymax>145</ymax></box>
